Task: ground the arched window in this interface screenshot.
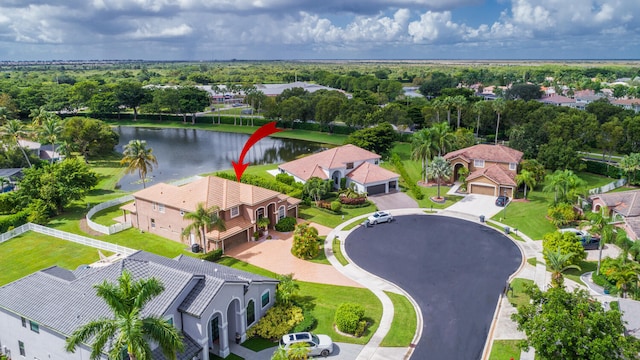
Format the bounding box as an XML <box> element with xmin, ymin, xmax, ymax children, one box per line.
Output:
<box><xmin>246</xmin><ymin>300</ymin><xmax>256</xmax><ymax>326</ymax></box>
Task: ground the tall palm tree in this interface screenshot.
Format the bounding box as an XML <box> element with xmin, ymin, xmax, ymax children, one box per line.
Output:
<box><xmin>430</xmin><ymin>122</ymin><xmax>455</xmax><ymax>156</ymax></box>
<box><xmin>587</xmin><ymin>206</ymin><xmax>611</xmax><ymax>275</ymax></box>
<box><xmin>442</xmin><ymin>96</ymin><xmax>454</xmax><ymax>125</ymax></box>
<box><xmin>411</xmin><ymin>128</ymin><xmax>436</xmax><ymax>183</ymax></box>
<box><xmin>39</xmin><ymin>117</ymin><xmax>62</xmax><ymax>163</ymax></box>
<box><xmin>615</xmin><ymin>230</ymin><xmax>633</xmax><ymax>264</ymax></box>
<box><xmin>515</xmin><ymin>169</ymin><xmax>536</xmax><ymax>199</ymax></box>
<box><xmin>65</xmin><ymin>270</ymin><xmax>184</xmax><ymax>360</ymax></box>
<box><xmin>428</xmin><ymin>156</ymin><xmax>452</xmax><ymax>200</ymax></box>
<box><xmin>29</xmin><ymin>106</ymin><xmax>55</xmax><ymax>127</ymax></box>
<box><xmin>544</xmin><ymin>249</ymin><xmax>581</xmax><ymax>288</ymax></box>
<box><xmin>471</xmin><ymin>100</ymin><xmax>486</xmax><ymax>138</ymax></box>
<box><xmin>492</xmin><ymin>98</ymin><xmax>506</xmax><ymax>144</ymax></box>
<box><xmin>431</xmin><ymin>98</ymin><xmax>443</xmax><ymax>122</ymax></box>
<box><xmin>452</xmin><ymin>95</ymin><xmax>467</xmax><ymax>129</ymax></box>
<box><xmin>120</xmin><ymin>139</ymin><xmax>158</xmax><ymax>189</ymax></box>
<box><xmin>1</xmin><ymin>119</ymin><xmax>32</xmax><ymax>167</ymax></box>
<box><xmin>182</xmin><ymin>203</ymin><xmax>226</xmax><ymax>253</ymax></box>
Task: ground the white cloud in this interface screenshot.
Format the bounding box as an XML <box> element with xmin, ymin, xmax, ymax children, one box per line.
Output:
<box><xmin>129</xmin><ymin>24</ymin><xmax>193</xmax><ymax>39</ymax></box>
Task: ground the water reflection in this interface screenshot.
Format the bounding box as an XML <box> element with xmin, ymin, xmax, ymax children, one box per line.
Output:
<box><xmin>115</xmin><ymin>126</ymin><xmax>327</xmax><ymax>191</ymax></box>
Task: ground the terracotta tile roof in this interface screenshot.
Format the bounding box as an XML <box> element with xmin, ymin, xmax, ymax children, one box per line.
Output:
<box><xmin>278</xmin><ymin>144</ymin><xmax>381</xmax><ymax>181</ymax></box>
<box><xmin>207</xmin><ymin>215</ymin><xmax>253</xmax><ymax>241</ymax></box>
<box><xmin>132</xmin><ymin>176</ymin><xmax>285</xmax><ymax>211</ymax></box>
<box><xmin>444</xmin><ymin>144</ymin><xmax>523</xmax><ymax>164</ymax></box>
<box><xmin>539</xmin><ymin>95</ymin><xmax>575</xmax><ymax>104</ymax></box>
<box><xmin>121</xmin><ymin>201</ymin><xmax>137</xmax><ymax>213</ymax></box>
<box><xmin>612</xmin><ymin>99</ymin><xmax>640</xmax><ymax>106</ymax></box>
<box><xmin>466</xmin><ymin>164</ymin><xmax>517</xmax><ymax>187</ymax></box>
<box><xmin>347</xmin><ymin>162</ymin><xmax>399</xmax><ymax>185</ymax></box>
<box><xmin>590</xmin><ymin>189</ymin><xmax>640</xmax><ymax>217</ymax></box>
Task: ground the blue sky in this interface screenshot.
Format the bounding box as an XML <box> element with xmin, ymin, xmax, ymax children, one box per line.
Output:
<box><xmin>0</xmin><ymin>0</ymin><xmax>638</xmax><ymax>61</ymax></box>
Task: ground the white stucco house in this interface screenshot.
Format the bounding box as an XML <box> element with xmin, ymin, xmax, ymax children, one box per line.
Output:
<box><xmin>278</xmin><ymin>144</ymin><xmax>400</xmax><ymax>195</ymax></box>
<box><xmin>0</xmin><ymin>251</ymin><xmax>278</xmax><ymax>360</ymax></box>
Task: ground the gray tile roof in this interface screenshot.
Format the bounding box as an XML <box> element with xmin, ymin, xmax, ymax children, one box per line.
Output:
<box><xmin>0</xmin><ymin>251</ymin><xmax>276</xmax><ymax>337</ymax></box>
<box><xmin>151</xmin><ymin>332</ymin><xmax>202</xmax><ymax>360</ymax></box>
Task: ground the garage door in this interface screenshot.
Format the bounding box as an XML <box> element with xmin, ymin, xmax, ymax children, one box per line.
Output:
<box><xmin>470</xmin><ymin>184</ymin><xmax>495</xmax><ymax>196</ymax></box>
<box><xmin>367</xmin><ymin>184</ymin><xmax>387</xmax><ymax>195</ymax></box>
<box><xmin>223</xmin><ymin>230</ymin><xmax>248</xmax><ymax>252</ymax></box>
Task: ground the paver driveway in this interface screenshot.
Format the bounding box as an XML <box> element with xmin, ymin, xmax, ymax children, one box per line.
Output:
<box><xmin>345</xmin><ymin>214</ymin><xmax>521</xmax><ymax>360</ymax></box>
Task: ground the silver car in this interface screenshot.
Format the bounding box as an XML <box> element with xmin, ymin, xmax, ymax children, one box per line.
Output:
<box><xmin>279</xmin><ymin>332</ymin><xmax>334</xmax><ymax>357</ymax></box>
<box><xmin>368</xmin><ymin>211</ymin><xmax>393</xmax><ymax>225</ymax></box>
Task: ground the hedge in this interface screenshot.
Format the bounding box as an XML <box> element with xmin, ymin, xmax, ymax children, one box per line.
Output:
<box><xmin>583</xmin><ymin>160</ymin><xmax>622</xmax><ymax>179</ymax></box>
<box><xmin>275</xmin><ymin>217</ymin><xmax>296</xmax><ymax>232</ymax></box>
<box><xmin>0</xmin><ymin>210</ymin><xmax>30</xmax><ymax>233</ymax></box>
<box><xmin>214</xmin><ymin>172</ymin><xmax>299</xmax><ymax>196</ymax></box>
<box><xmin>199</xmin><ymin>249</ymin><xmax>223</xmax><ymax>262</ymax></box>
<box><xmin>390</xmin><ymin>153</ymin><xmax>424</xmax><ymax>200</ymax></box>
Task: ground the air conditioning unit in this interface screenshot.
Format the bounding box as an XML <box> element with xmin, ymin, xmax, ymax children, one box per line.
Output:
<box><xmin>2</xmin><ymin>346</ymin><xmax>8</xmax><ymax>355</ymax></box>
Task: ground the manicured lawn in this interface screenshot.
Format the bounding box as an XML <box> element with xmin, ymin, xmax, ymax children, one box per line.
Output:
<box><xmin>379</xmin><ymin>291</ymin><xmax>417</xmax><ymax>347</ymax></box>
<box><xmin>562</xmin><ymin>260</ymin><xmax>596</xmax><ymax>286</ymax></box>
<box><xmin>507</xmin><ymin>278</ymin><xmax>534</xmax><ymax>308</ymax></box>
<box><xmin>241</xmin><ymin>337</ymin><xmax>277</xmax><ymax>351</ymax></box>
<box><xmin>298</xmin><ymin>203</ymin><xmax>377</xmax><ymax>228</ymax></box>
<box><xmin>218</xmin><ymin>257</ymin><xmax>382</xmax><ymax>345</ymax></box>
<box><xmin>527</xmin><ymin>258</ymin><xmax>537</xmax><ymax>266</ymax></box>
<box><xmin>332</xmin><ymin>238</ymin><xmax>349</xmax><ymax>266</ymax></box>
<box><xmin>210</xmin><ymin>353</ymin><xmax>244</xmax><ymax>360</ymax></box>
<box><xmin>489</xmin><ymin>340</ymin><xmax>522</xmax><ymax>360</ymax></box>
<box><xmin>308</xmin><ymin>236</ymin><xmax>330</xmax><ymax>265</ymax></box>
<box><xmin>295</xmin><ymin>281</ymin><xmax>382</xmax><ymax>344</ymax></box>
<box><xmin>0</xmin><ymin>233</ymin><xmax>112</xmax><ymax>286</ymax></box>
<box><xmin>91</xmin><ymin>203</ymin><xmax>131</xmax><ymax>226</ymax></box>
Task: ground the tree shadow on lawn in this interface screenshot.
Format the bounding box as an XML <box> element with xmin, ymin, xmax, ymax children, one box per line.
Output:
<box><xmin>293</xmin><ymin>295</ymin><xmax>317</xmax><ymax>312</ymax></box>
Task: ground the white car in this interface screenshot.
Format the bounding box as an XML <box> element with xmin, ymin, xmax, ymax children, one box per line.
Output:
<box><xmin>279</xmin><ymin>332</ymin><xmax>334</xmax><ymax>357</ymax></box>
<box><xmin>368</xmin><ymin>211</ymin><xmax>393</xmax><ymax>225</ymax></box>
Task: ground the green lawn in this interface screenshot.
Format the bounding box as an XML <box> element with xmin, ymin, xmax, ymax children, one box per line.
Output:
<box><xmin>379</xmin><ymin>291</ymin><xmax>417</xmax><ymax>347</ymax></box>
<box><xmin>489</xmin><ymin>340</ymin><xmax>522</xmax><ymax>360</ymax></box>
<box><xmin>332</xmin><ymin>238</ymin><xmax>349</xmax><ymax>266</ymax></box>
<box><xmin>507</xmin><ymin>278</ymin><xmax>534</xmax><ymax>308</ymax></box>
<box><xmin>241</xmin><ymin>337</ymin><xmax>277</xmax><ymax>351</ymax></box>
<box><xmin>91</xmin><ymin>202</ymin><xmax>131</xmax><ymax>226</ymax></box>
<box><xmin>308</xmin><ymin>236</ymin><xmax>329</xmax><ymax>265</ymax></box>
<box><xmin>0</xmin><ymin>233</ymin><xmax>112</xmax><ymax>286</ymax></box>
<box><xmin>217</xmin><ymin>257</ymin><xmax>382</xmax><ymax>345</ymax></box>
<box><xmin>298</xmin><ymin>203</ymin><xmax>377</xmax><ymax>228</ymax></box>
<box><xmin>561</xmin><ymin>260</ymin><xmax>596</xmax><ymax>286</ymax></box>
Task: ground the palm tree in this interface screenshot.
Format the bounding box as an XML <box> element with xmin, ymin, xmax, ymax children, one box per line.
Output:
<box><xmin>515</xmin><ymin>169</ymin><xmax>536</xmax><ymax>199</ymax></box>
<box><xmin>29</xmin><ymin>106</ymin><xmax>54</xmax><ymax>127</ymax></box>
<box><xmin>1</xmin><ymin>119</ymin><xmax>32</xmax><ymax>167</ymax></box>
<box><xmin>411</xmin><ymin>128</ymin><xmax>436</xmax><ymax>183</ymax></box>
<box><xmin>471</xmin><ymin>101</ymin><xmax>486</xmax><ymax>138</ymax></box>
<box><xmin>604</xmin><ymin>260</ymin><xmax>639</xmax><ymax>298</ymax></box>
<box><xmin>492</xmin><ymin>98</ymin><xmax>506</xmax><ymax>144</ymax></box>
<box><xmin>630</xmin><ymin>239</ymin><xmax>640</xmax><ymax>262</ymax></box>
<box><xmin>618</xmin><ymin>153</ymin><xmax>640</xmax><ymax>185</ymax></box>
<box><xmin>428</xmin><ymin>156</ymin><xmax>452</xmax><ymax>200</ymax></box>
<box><xmin>431</xmin><ymin>98</ymin><xmax>443</xmax><ymax>122</ymax></box>
<box><xmin>182</xmin><ymin>203</ymin><xmax>226</xmax><ymax>253</ymax></box>
<box><xmin>120</xmin><ymin>139</ymin><xmax>158</xmax><ymax>189</ymax></box>
<box><xmin>451</xmin><ymin>95</ymin><xmax>467</xmax><ymax>129</ymax></box>
<box><xmin>442</xmin><ymin>96</ymin><xmax>454</xmax><ymax>125</ymax></box>
<box><xmin>544</xmin><ymin>249</ymin><xmax>581</xmax><ymax>288</ymax></box>
<box><xmin>0</xmin><ymin>106</ymin><xmax>10</xmax><ymax>125</ymax></box>
<box><xmin>39</xmin><ymin>117</ymin><xmax>62</xmax><ymax>163</ymax></box>
<box><xmin>587</xmin><ymin>206</ymin><xmax>611</xmax><ymax>275</ymax></box>
<box><xmin>65</xmin><ymin>270</ymin><xmax>184</xmax><ymax>360</ymax></box>
<box><xmin>430</xmin><ymin>122</ymin><xmax>455</xmax><ymax>156</ymax></box>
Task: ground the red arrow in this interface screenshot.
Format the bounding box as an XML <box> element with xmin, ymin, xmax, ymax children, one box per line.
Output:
<box><xmin>232</xmin><ymin>122</ymin><xmax>282</xmax><ymax>181</ymax></box>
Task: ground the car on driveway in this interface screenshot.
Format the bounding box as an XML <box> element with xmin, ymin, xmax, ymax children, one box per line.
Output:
<box><xmin>495</xmin><ymin>195</ymin><xmax>509</xmax><ymax>207</ymax></box>
<box><xmin>368</xmin><ymin>211</ymin><xmax>393</xmax><ymax>224</ymax></box>
<box><xmin>279</xmin><ymin>332</ymin><xmax>334</xmax><ymax>357</ymax></box>
<box><xmin>559</xmin><ymin>228</ymin><xmax>601</xmax><ymax>249</ymax></box>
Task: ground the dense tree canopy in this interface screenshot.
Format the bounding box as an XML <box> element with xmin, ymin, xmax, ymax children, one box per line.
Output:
<box><xmin>345</xmin><ymin>122</ymin><xmax>398</xmax><ymax>157</ymax></box>
<box><xmin>60</xmin><ymin>117</ymin><xmax>119</xmax><ymax>159</ymax></box>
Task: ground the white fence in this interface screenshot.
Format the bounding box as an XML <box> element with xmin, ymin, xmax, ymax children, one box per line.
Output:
<box><xmin>85</xmin><ymin>175</ymin><xmax>202</xmax><ymax>235</ymax></box>
<box><xmin>86</xmin><ymin>195</ymin><xmax>134</xmax><ymax>235</ymax></box>
<box><xmin>0</xmin><ymin>223</ymin><xmax>136</xmax><ymax>256</ymax></box>
<box><xmin>589</xmin><ymin>178</ymin><xmax>627</xmax><ymax>195</ymax></box>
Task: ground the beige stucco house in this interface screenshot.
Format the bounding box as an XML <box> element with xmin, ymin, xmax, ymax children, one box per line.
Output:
<box><xmin>590</xmin><ymin>189</ymin><xmax>640</xmax><ymax>240</ymax></box>
<box><xmin>444</xmin><ymin>144</ymin><xmax>524</xmax><ymax>197</ymax></box>
<box><xmin>278</xmin><ymin>144</ymin><xmax>400</xmax><ymax>195</ymax></box>
<box><xmin>121</xmin><ymin>176</ymin><xmax>301</xmax><ymax>252</ymax></box>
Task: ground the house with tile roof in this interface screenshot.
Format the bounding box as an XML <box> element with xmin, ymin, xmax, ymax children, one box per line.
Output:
<box><xmin>278</xmin><ymin>144</ymin><xmax>400</xmax><ymax>195</ymax></box>
<box><xmin>0</xmin><ymin>251</ymin><xmax>278</xmax><ymax>360</ymax></box>
<box><xmin>121</xmin><ymin>176</ymin><xmax>301</xmax><ymax>252</ymax></box>
<box><xmin>539</xmin><ymin>95</ymin><xmax>577</xmax><ymax>108</ymax></box>
<box><xmin>444</xmin><ymin>144</ymin><xmax>524</xmax><ymax>197</ymax></box>
<box><xmin>611</xmin><ymin>98</ymin><xmax>640</xmax><ymax>113</ymax></box>
<box><xmin>590</xmin><ymin>189</ymin><xmax>640</xmax><ymax>240</ymax></box>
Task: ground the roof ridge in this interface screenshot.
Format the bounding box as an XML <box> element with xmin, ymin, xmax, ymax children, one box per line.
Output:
<box><xmin>627</xmin><ymin>191</ymin><xmax>639</xmax><ymax>217</ymax></box>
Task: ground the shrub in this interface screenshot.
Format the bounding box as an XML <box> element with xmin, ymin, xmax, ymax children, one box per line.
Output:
<box><xmin>246</xmin><ymin>304</ymin><xmax>304</xmax><ymax>340</ymax></box>
<box><xmin>291</xmin><ymin>223</ymin><xmax>319</xmax><ymax>259</ymax></box>
<box><xmin>276</xmin><ymin>173</ymin><xmax>295</xmax><ymax>186</ymax></box>
<box><xmin>292</xmin><ymin>309</ymin><xmax>317</xmax><ymax>333</ymax></box>
<box><xmin>391</xmin><ymin>153</ymin><xmax>424</xmax><ymax>200</ymax></box>
<box><xmin>339</xmin><ymin>196</ymin><xmax>367</xmax><ymax>205</ymax></box>
<box><xmin>334</xmin><ymin>303</ymin><xmax>366</xmax><ymax>335</ymax></box>
<box><xmin>275</xmin><ymin>217</ymin><xmax>296</xmax><ymax>232</ymax></box>
<box><xmin>542</xmin><ymin>231</ymin><xmax>586</xmax><ymax>266</ymax></box>
<box><xmin>354</xmin><ymin>320</ymin><xmax>367</xmax><ymax>337</ymax></box>
<box><xmin>215</xmin><ymin>172</ymin><xmax>295</xmax><ymax>194</ymax></box>
<box><xmin>0</xmin><ymin>210</ymin><xmax>29</xmax><ymax>233</ymax></box>
<box><xmin>199</xmin><ymin>249</ymin><xmax>223</xmax><ymax>262</ymax></box>
<box><xmin>287</xmin><ymin>188</ymin><xmax>303</xmax><ymax>199</ymax></box>
<box><xmin>330</xmin><ymin>200</ymin><xmax>342</xmax><ymax>212</ymax></box>
<box><xmin>547</xmin><ymin>203</ymin><xmax>580</xmax><ymax>227</ymax></box>
<box><xmin>342</xmin><ymin>200</ymin><xmax>373</xmax><ymax>209</ymax></box>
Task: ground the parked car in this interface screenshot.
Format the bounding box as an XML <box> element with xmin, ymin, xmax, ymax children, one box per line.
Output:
<box><xmin>368</xmin><ymin>211</ymin><xmax>393</xmax><ymax>224</ymax></box>
<box><xmin>495</xmin><ymin>195</ymin><xmax>509</xmax><ymax>207</ymax></box>
<box><xmin>279</xmin><ymin>332</ymin><xmax>334</xmax><ymax>357</ymax></box>
<box><xmin>559</xmin><ymin>228</ymin><xmax>600</xmax><ymax>249</ymax></box>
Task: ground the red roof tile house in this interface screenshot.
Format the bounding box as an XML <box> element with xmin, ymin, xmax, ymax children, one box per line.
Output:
<box><xmin>444</xmin><ymin>144</ymin><xmax>524</xmax><ymax>197</ymax></box>
<box><xmin>121</xmin><ymin>176</ymin><xmax>301</xmax><ymax>252</ymax></box>
<box><xmin>277</xmin><ymin>144</ymin><xmax>400</xmax><ymax>195</ymax></box>
<box><xmin>590</xmin><ymin>189</ymin><xmax>640</xmax><ymax>240</ymax></box>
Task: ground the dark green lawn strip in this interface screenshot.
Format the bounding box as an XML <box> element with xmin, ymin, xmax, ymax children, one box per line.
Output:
<box><xmin>379</xmin><ymin>291</ymin><xmax>417</xmax><ymax>347</ymax></box>
<box><xmin>507</xmin><ymin>278</ymin><xmax>534</xmax><ymax>308</ymax></box>
<box><xmin>241</xmin><ymin>337</ymin><xmax>277</xmax><ymax>351</ymax></box>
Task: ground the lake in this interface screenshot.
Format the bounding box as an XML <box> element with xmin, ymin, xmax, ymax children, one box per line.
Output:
<box><xmin>115</xmin><ymin>126</ymin><xmax>327</xmax><ymax>191</ymax></box>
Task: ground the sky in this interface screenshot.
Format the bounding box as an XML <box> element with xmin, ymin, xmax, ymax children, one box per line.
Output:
<box><xmin>0</xmin><ymin>0</ymin><xmax>639</xmax><ymax>61</ymax></box>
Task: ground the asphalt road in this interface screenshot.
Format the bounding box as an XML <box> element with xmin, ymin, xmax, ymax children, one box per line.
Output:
<box><xmin>345</xmin><ymin>215</ymin><xmax>521</xmax><ymax>360</ymax></box>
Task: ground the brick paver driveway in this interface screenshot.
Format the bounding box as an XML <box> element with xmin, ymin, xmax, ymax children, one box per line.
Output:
<box><xmin>225</xmin><ymin>222</ymin><xmax>362</xmax><ymax>287</ymax></box>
